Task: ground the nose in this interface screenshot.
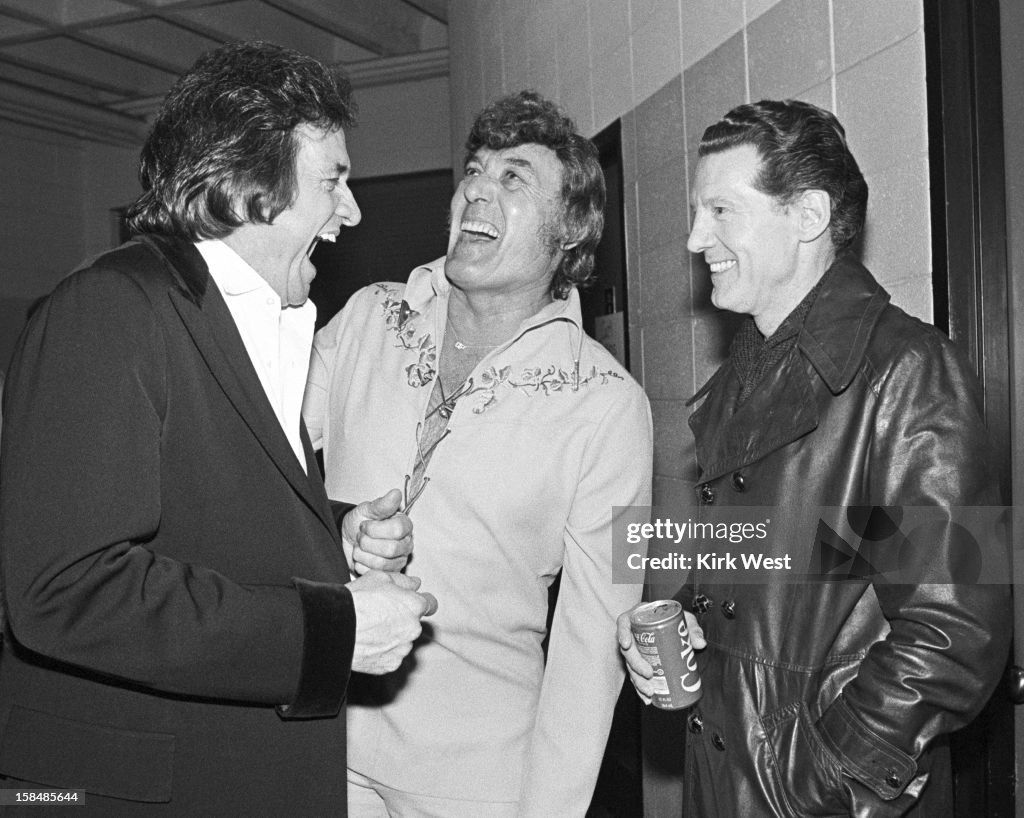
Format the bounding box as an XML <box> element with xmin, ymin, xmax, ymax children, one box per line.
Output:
<box><xmin>687</xmin><ymin>208</ymin><xmax>712</xmax><ymax>254</ymax></box>
<box><xmin>336</xmin><ymin>184</ymin><xmax>361</xmax><ymax>227</ymax></box>
<box><xmin>462</xmin><ymin>172</ymin><xmax>495</xmax><ymax>203</ymax></box>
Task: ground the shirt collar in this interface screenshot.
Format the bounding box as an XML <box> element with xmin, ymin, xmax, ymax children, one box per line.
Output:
<box><xmin>405</xmin><ymin>256</ymin><xmax>583</xmax><ymax>334</ymax></box>
<box><xmin>403</xmin><ymin>256</ymin><xmax>446</xmax><ymax>312</ymax></box>
<box><xmin>195</xmin><ymin>239</ymin><xmax>277</xmax><ymax>299</ymax></box>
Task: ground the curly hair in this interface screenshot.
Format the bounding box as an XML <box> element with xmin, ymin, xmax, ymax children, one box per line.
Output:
<box><xmin>698</xmin><ymin>99</ymin><xmax>868</xmax><ymax>256</ymax></box>
<box><xmin>126</xmin><ymin>41</ymin><xmax>356</xmax><ymax>240</ymax></box>
<box><xmin>465</xmin><ymin>91</ymin><xmax>605</xmax><ymax>299</ymax></box>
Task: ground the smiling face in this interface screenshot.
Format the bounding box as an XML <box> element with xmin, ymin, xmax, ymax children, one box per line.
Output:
<box><xmin>445</xmin><ymin>144</ymin><xmax>566</xmax><ymax>303</ymax></box>
<box><xmin>242</xmin><ymin>124</ymin><xmax>361</xmax><ymax>306</ymax></box>
<box><xmin>687</xmin><ymin>144</ymin><xmax>805</xmax><ymax>331</ymax></box>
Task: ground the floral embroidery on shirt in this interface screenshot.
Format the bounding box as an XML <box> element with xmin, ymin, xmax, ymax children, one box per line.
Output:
<box><xmin>377</xmin><ymin>284</ymin><xmax>437</xmax><ymax>388</ymax></box>
<box><xmin>376</xmin><ymin>283</ymin><xmax>624</xmax><ymax>405</ymax></box>
<box><xmin>463</xmin><ymin>364</ymin><xmax>624</xmax><ymax>414</ymax></box>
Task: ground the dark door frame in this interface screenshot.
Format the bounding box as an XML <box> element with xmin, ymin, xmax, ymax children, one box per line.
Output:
<box><xmin>925</xmin><ymin>0</ymin><xmax>1013</xmax><ymax>814</ymax></box>
<box><xmin>579</xmin><ymin>118</ymin><xmax>631</xmax><ymax>371</ymax></box>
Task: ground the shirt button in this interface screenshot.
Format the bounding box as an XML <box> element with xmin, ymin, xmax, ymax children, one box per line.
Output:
<box><xmin>699</xmin><ymin>484</ymin><xmax>715</xmax><ymax>505</ymax></box>
<box><xmin>721</xmin><ymin>600</ymin><xmax>737</xmax><ymax>619</ymax></box>
<box><xmin>731</xmin><ymin>471</ymin><xmax>745</xmax><ymax>491</ymax></box>
<box><xmin>886</xmin><ymin>771</ymin><xmax>902</xmax><ymax>788</ymax></box>
<box><xmin>692</xmin><ymin>593</ymin><xmax>712</xmax><ymax>614</ymax></box>
<box><xmin>712</xmin><ymin>732</ymin><xmax>726</xmax><ymax>751</ymax></box>
<box><xmin>688</xmin><ymin>713</ymin><xmax>704</xmax><ymax>734</ymax></box>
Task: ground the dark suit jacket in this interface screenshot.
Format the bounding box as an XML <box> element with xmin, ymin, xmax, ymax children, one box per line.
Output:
<box><xmin>0</xmin><ymin>236</ymin><xmax>356</xmax><ymax>815</ymax></box>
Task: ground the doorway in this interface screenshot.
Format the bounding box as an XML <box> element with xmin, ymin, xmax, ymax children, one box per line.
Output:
<box><xmin>308</xmin><ymin>169</ymin><xmax>453</xmax><ymax>327</ymax></box>
<box><xmin>925</xmin><ymin>0</ymin><xmax>1014</xmax><ymax>814</ymax></box>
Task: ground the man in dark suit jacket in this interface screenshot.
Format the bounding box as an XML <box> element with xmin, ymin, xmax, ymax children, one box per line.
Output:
<box><xmin>0</xmin><ymin>41</ymin><xmax>435</xmax><ymax>815</ymax></box>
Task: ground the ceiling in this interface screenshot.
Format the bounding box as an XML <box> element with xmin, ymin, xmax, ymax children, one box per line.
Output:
<box><xmin>0</xmin><ymin>0</ymin><xmax>449</xmax><ymax>146</ymax></box>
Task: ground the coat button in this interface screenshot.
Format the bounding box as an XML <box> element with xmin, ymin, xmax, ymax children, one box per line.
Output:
<box><xmin>886</xmin><ymin>771</ymin><xmax>902</xmax><ymax>788</ymax></box>
<box><xmin>688</xmin><ymin>713</ymin><xmax>704</xmax><ymax>734</ymax></box>
<box><xmin>692</xmin><ymin>593</ymin><xmax>712</xmax><ymax>614</ymax></box>
<box><xmin>731</xmin><ymin>471</ymin><xmax>745</xmax><ymax>491</ymax></box>
<box><xmin>712</xmin><ymin>732</ymin><xmax>726</xmax><ymax>751</ymax></box>
<box><xmin>699</xmin><ymin>483</ymin><xmax>715</xmax><ymax>505</ymax></box>
<box><xmin>721</xmin><ymin>599</ymin><xmax>737</xmax><ymax>619</ymax></box>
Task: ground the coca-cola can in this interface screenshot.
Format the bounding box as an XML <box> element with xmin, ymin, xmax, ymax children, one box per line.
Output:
<box><xmin>629</xmin><ymin>599</ymin><xmax>702</xmax><ymax>710</ymax></box>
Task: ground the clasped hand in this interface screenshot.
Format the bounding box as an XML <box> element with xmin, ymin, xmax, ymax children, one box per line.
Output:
<box><xmin>349</xmin><ymin>570</ymin><xmax>436</xmax><ymax>674</ymax></box>
<box><xmin>344</xmin><ymin>488</ymin><xmax>437</xmax><ymax>675</ymax></box>
<box><xmin>342</xmin><ymin>488</ymin><xmax>414</xmax><ymax>573</ymax></box>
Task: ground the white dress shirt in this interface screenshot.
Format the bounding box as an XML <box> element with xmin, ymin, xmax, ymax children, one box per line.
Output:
<box><xmin>197</xmin><ymin>239</ymin><xmax>315</xmax><ymax>473</ymax></box>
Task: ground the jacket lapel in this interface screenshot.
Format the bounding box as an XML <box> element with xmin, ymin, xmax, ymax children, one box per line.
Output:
<box><xmin>690</xmin><ymin>352</ymin><xmax>819</xmax><ymax>482</ymax></box>
<box><xmin>142</xmin><ymin>236</ymin><xmax>339</xmax><ymax>541</ymax></box>
<box><xmin>798</xmin><ymin>257</ymin><xmax>890</xmax><ymax>394</ymax></box>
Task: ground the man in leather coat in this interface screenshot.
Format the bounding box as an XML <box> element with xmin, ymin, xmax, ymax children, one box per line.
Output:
<box><xmin>618</xmin><ymin>100</ymin><xmax>1010</xmax><ymax>816</ymax></box>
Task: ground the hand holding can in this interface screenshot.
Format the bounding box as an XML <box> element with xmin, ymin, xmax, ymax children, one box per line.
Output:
<box><xmin>629</xmin><ymin>600</ymin><xmax>702</xmax><ymax>709</ymax></box>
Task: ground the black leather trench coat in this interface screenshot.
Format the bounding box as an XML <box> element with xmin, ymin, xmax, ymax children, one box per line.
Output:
<box><xmin>676</xmin><ymin>258</ymin><xmax>1010</xmax><ymax>817</ymax></box>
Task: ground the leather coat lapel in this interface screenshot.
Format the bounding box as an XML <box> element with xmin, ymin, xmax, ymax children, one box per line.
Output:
<box><xmin>141</xmin><ymin>236</ymin><xmax>338</xmax><ymax>540</ymax></box>
<box><xmin>690</xmin><ymin>351</ymin><xmax>819</xmax><ymax>483</ymax></box>
<box><xmin>799</xmin><ymin>257</ymin><xmax>890</xmax><ymax>394</ymax></box>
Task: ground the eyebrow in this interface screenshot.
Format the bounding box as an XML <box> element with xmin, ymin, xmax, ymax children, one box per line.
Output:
<box><xmin>696</xmin><ymin>192</ymin><xmax>730</xmax><ymax>206</ymax></box>
<box><xmin>501</xmin><ymin>156</ymin><xmax>541</xmax><ymax>180</ymax></box>
<box><xmin>465</xmin><ymin>153</ymin><xmax>536</xmax><ymax>174</ymax></box>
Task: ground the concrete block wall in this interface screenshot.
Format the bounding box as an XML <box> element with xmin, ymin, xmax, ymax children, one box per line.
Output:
<box><xmin>449</xmin><ymin>0</ymin><xmax>931</xmax><ymax>506</ymax></box>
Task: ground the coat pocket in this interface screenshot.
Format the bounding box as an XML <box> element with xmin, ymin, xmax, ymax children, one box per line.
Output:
<box><xmin>760</xmin><ymin>700</ymin><xmax>848</xmax><ymax>818</ymax></box>
<box><xmin>0</xmin><ymin>705</ymin><xmax>175</xmax><ymax>802</ymax></box>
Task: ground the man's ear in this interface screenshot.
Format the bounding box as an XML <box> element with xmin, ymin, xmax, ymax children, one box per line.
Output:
<box><xmin>796</xmin><ymin>189</ymin><xmax>831</xmax><ymax>243</ymax></box>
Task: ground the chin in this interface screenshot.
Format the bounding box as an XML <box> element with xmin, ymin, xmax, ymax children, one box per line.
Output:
<box><xmin>711</xmin><ymin>293</ymin><xmax>745</xmax><ymax>317</ymax></box>
<box><xmin>444</xmin><ymin>255</ymin><xmax>480</xmax><ymax>282</ymax></box>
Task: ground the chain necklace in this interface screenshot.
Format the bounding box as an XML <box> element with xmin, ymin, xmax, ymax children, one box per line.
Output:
<box><xmin>447</xmin><ymin>319</ymin><xmax>500</xmax><ymax>351</ymax></box>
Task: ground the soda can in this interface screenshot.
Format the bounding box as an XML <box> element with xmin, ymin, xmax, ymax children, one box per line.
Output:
<box><xmin>629</xmin><ymin>599</ymin><xmax>702</xmax><ymax>710</ymax></box>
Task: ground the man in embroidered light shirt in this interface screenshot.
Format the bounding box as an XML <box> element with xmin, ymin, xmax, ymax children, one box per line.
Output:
<box><xmin>0</xmin><ymin>42</ymin><xmax>436</xmax><ymax>816</ymax></box>
<box><xmin>305</xmin><ymin>91</ymin><xmax>653</xmax><ymax>818</ymax></box>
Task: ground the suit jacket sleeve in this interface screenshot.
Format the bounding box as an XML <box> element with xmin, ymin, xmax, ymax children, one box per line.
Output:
<box><xmin>0</xmin><ymin>266</ymin><xmax>353</xmax><ymax>717</ymax></box>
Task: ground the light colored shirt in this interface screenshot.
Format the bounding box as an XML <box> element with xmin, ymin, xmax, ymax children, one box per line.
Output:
<box><xmin>304</xmin><ymin>259</ymin><xmax>653</xmax><ymax>817</ymax></box>
<box><xmin>197</xmin><ymin>239</ymin><xmax>315</xmax><ymax>472</ymax></box>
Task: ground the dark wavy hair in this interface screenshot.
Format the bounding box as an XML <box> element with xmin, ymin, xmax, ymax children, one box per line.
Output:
<box><xmin>126</xmin><ymin>41</ymin><xmax>356</xmax><ymax>240</ymax></box>
<box><xmin>464</xmin><ymin>91</ymin><xmax>605</xmax><ymax>299</ymax></box>
<box><xmin>698</xmin><ymin>99</ymin><xmax>868</xmax><ymax>256</ymax></box>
